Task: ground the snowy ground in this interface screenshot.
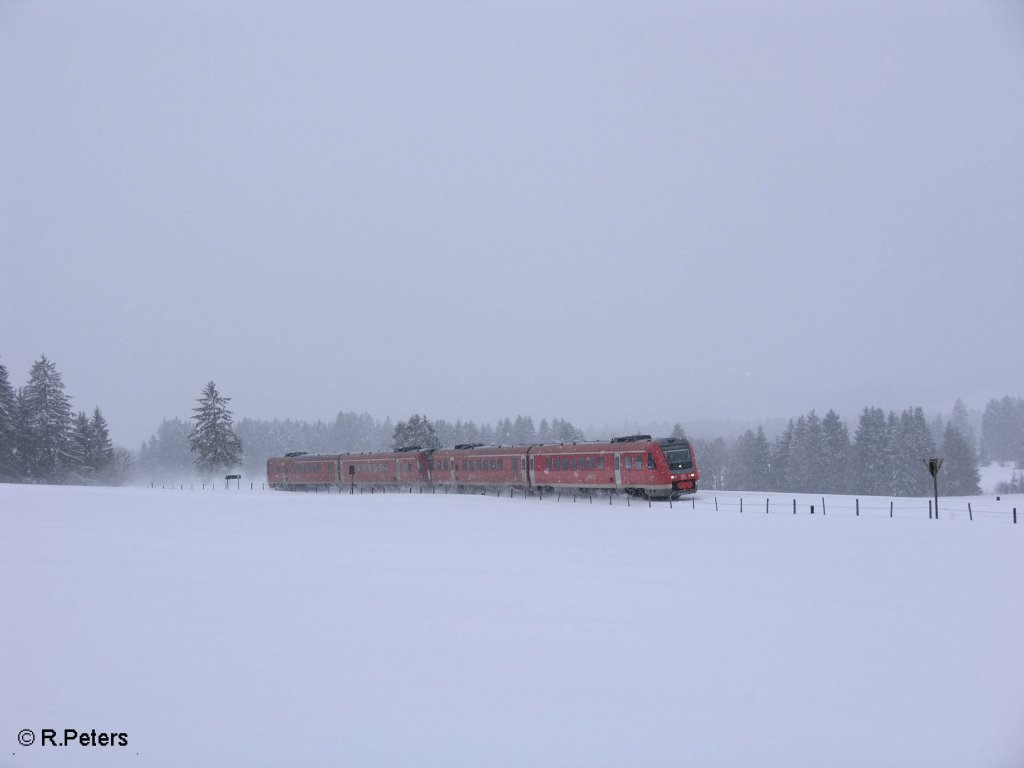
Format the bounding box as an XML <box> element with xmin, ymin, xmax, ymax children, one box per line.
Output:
<box><xmin>2</xmin><ymin>483</ymin><xmax>1023</xmax><ymax>768</ymax></box>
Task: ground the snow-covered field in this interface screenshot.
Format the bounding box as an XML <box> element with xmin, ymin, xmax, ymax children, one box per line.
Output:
<box><xmin>3</xmin><ymin>483</ymin><xmax>1023</xmax><ymax>768</ymax></box>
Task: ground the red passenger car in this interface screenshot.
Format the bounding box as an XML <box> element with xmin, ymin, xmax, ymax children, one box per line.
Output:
<box><xmin>266</xmin><ymin>452</ymin><xmax>340</xmax><ymax>489</ymax></box>
<box><xmin>430</xmin><ymin>444</ymin><xmax>529</xmax><ymax>492</ymax></box>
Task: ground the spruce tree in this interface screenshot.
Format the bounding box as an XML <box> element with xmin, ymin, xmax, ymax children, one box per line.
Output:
<box><xmin>821</xmin><ymin>409</ymin><xmax>851</xmax><ymax>494</ymax></box>
<box><xmin>23</xmin><ymin>355</ymin><xmax>74</xmax><ymax>483</ymax></box>
<box><xmin>728</xmin><ymin>428</ymin><xmax>770</xmax><ymax>491</ymax></box>
<box><xmin>188</xmin><ymin>381</ymin><xmax>243</xmax><ymax>475</ymax></box>
<box><xmin>889</xmin><ymin>407</ymin><xmax>936</xmax><ymax>497</ymax></box>
<box><xmin>693</xmin><ymin>437</ymin><xmax>727</xmax><ymax>490</ymax></box>
<box><xmin>949</xmin><ymin>398</ymin><xmax>977</xmax><ymax>452</ymax></box>
<box><xmin>770</xmin><ymin>420</ymin><xmax>794</xmax><ymax>492</ymax></box>
<box><xmin>941</xmin><ymin>424</ymin><xmax>981</xmax><ymax>496</ymax></box>
<box><xmin>511</xmin><ymin>416</ymin><xmax>537</xmax><ymax>445</ymax></box>
<box><xmin>392</xmin><ymin>414</ymin><xmax>440</xmax><ymax>450</ymax></box>
<box><xmin>980</xmin><ymin>397</ymin><xmax>1024</xmax><ymax>463</ymax></box>
<box><xmin>89</xmin><ymin>408</ymin><xmax>115</xmax><ymax>482</ymax></box>
<box><xmin>0</xmin><ymin>360</ymin><xmax>15</xmax><ymax>481</ymax></box>
<box><xmin>852</xmin><ymin>407</ymin><xmax>890</xmax><ymax>496</ymax></box>
<box><xmin>69</xmin><ymin>411</ymin><xmax>93</xmax><ymax>482</ymax></box>
<box><xmin>10</xmin><ymin>388</ymin><xmax>33</xmax><ymax>481</ymax></box>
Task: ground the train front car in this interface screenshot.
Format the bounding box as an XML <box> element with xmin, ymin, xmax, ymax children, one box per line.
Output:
<box><xmin>655</xmin><ymin>437</ymin><xmax>699</xmax><ymax>497</ymax></box>
<box><xmin>529</xmin><ymin>435</ymin><xmax>698</xmax><ymax>500</ymax></box>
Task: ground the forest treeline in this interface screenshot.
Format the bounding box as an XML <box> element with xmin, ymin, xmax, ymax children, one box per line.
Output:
<box><xmin>4</xmin><ymin>351</ymin><xmax>1022</xmax><ymax>496</ymax></box>
<box><xmin>0</xmin><ymin>355</ymin><xmax>130</xmax><ymax>485</ymax></box>
<box><xmin>692</xmin><ymin>403</ymin><xmax>984</xmax><ymax>496</ymax></box>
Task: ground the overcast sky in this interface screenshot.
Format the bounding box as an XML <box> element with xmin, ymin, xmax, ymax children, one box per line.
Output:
<box><xmin>2</xmin><ymin>0</ymin><xmax>1023</xmax><ymax>448</ymax></box>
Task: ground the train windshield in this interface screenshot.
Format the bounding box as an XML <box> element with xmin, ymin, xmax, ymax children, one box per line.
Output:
<box><xmin>662</xmin><ymin>446</ymin><xmax>693</xmax><ymax>471</ymax></box>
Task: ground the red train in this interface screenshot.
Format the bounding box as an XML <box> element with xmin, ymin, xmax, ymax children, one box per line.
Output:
<box><xmin>267</xmin><ymin>435</ymin><xmax>698</xmax><ymax>500</ymax></box>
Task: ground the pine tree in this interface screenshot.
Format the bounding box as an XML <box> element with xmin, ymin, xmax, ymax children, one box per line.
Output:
<box><xmin>511</xmin><ymin>416</ymin><xmax>537</xmax><ymax>445</ymax></box>
<box><xmin>551</xmin><ymin>418</ymin><xmax>584</xmax><ymax>442</ymax></box>
<box><xmin>671</xmin><ymin>423</ymin><xmax>687</xmax><ymax>439</ymax></box>
<box><xmin>23</xmin><ymin>355</ymin><xmax>74</xmax><ymax>483</ymax></box>
<box><xmin>770</xmin><ymin>420</ymin><xmax>795</xmax><ymax>492</ymax></box>
<box><xmin>940</xmin><ymin>424</ymin><xmax>981</xmax><ymax>496</ymax></box>
<box><xmin>392</xmin><ymin>414</ymin><xmax>440</xmax><ymax>450</ymax></box>
<box><xmin>851</xmin><ymin>407</ymin><xmax>890</xmax><ymax>496</ymax></box>
<box><xmin>188</xmin><ymin>381</ymin><xmax>243</xmax><ymax>475</ymax></box>
<box><xmin>0</xmin><ymin>359</ymin><xmax>15</xmax><ymax>481</ymax></box>
<box><xmin>10</xmin><ymin>388</ymin><xmax>33</xmax><ymax>481</ymax></box>
<box><xmin>69</xmin><ymin>411</ymin><xmax>93</xmax><ymax>482</ymax></box>
<box><xmin>949</xmin><ymin>398</ymin><xmax>977</xmax><ymax>452</ymax></box>
<box><xmin>888</xmin><ymin>407</ymin><xmax>936</xmax><ymax>497</ymax></box>
<box><xmin>89</xmin><ymin>408</ymin><xmax>115</xmax><ymax>482</ymax></box>
<box><xmin>980</xmin><ymin>396</ymin><xmax>1024</xmax><ymax>464</ymax></box>
<box><xmin>789</xmin><ymin>410</ymin><xmax>827</xmax><ymax>493</ymax></box>
<box><xmin>140</xmin><ymin>417</ymin><xmax>193</xmax><ymax>481</ymax></box>
<box><xmin>694</xmin><ymin>437</ymin><xmax>727</xmax><ymax>490</ymax></box>
<box><xmin>728</xmin><ymin>428</ymin><xmax>770</xmax><ymax>491</ymax></box>
<box><xmin>821</xmin><ymin>409</ymin><xmax>851</xmax><ymax>494</ymax></box>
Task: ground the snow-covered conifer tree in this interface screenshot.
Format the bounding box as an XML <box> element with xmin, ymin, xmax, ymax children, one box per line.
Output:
<box><xmin>511</xmin><ymin>416</ymin><xmax>537</xmax><ymax>445</ymax></box>
<box><xmin>851</xmin><ymin>407</ymin><xmax>890</xmax><ymax>496</ymax></box>
<box><xmin>89</xmin><ymin>408</ymin><xmax>115</xmax><ymax>482</ymax></box>
<box><xmin>0</xmin><ymin>359</ymin><xmax>15</xmax><ymax>481</ymax></box>
<box><xmin>69</xmin><ymin>411</ymin><xmax>93</xmax><ymax>482</ymax></box>
<box><xmin>392</xmin><ymin>414</ymin><xmax>440</xmax><ymax>450</ymax></box>
<box><xmin>821</xmin><ymin>409</ymin><xmax>851</xmax><ymax>494</ymax></box>
<box><xmin>940</xmin><ymin>424</ymin><xmax>981</xmax><ymax>496</ymax></box>
<box><xmin>188</xmin><ymin>381</ymin><xmax>243</xmax><ymax>475</ymax></box>
<box><xmin>23</xmin><ymin>355</ymin><xmax>74</xmax><ymax>483</ymax></box>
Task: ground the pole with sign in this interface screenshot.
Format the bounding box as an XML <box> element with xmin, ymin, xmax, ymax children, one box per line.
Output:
<box><xmin>924</xmin><ymin>458</ymin><xmax>943</xmax><ymax>520</ymax></box>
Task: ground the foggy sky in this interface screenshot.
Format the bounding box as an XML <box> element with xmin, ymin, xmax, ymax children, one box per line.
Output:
<box><xmin>3</xmin><ymin>1</ymin><xmax>1023</xmax><ymax>449</ymax></box>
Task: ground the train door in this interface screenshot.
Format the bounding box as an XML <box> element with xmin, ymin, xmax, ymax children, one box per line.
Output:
<box><xmin>613</xmin><ymin>452</ymin><xmax>623</xmax><ymax>490</ymax></box>
<box><xmin>520</xmin><ymin>453</ymin><xmax>528</xmax><ymax>487</ymax></box>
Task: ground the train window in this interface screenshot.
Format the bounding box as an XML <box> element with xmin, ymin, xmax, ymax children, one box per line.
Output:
<box><xmin>498</xmin><ymin>459</ymin><xmax>504</xmax><ymax>470</ymax></box>
<box><xmin>545</xmin><ymin>458</ymin><xmax>551</xmax><ymax>471</ymax></box>
<box><xmin>614</xmin><ymin>456</ymin><xmax>620</xmax><ymax>470</ymax></box>
<box><xmin>625</xmin><ymin>456</ymin><xmax>633</xmax><ymax>470</ymax></box>
<box><xmin>648</xmin><ymin>453</ymin><xmax>656</xmax><ymax>469</ymax></box>
<box><xmin>598</xmin><ymin>456</ymin><xmax>604</xmax><ymax>470</ymax></box>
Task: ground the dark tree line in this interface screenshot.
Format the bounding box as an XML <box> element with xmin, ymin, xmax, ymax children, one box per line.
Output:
<box><xmin>0</xmin><ymin>355</ymin><xmax>129</xmax><ymax>485</ymax></box>
<box><xmin>693</xmin><ymin>403</ymin><xmax>983</xmax><ymax>497</ymax></box>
